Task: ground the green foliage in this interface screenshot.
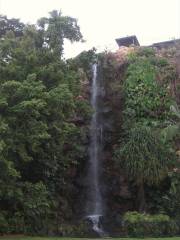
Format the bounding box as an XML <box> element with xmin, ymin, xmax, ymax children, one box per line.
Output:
<box><xmin>123</xmin><ymin>211</ymin><xmax>179</xmax><ymax>237</ymax></box>
<box><xmin>160</xmin><ymin>172</ymin><xmax>180</xmax><ymax>219</ymax></box>
<box><xmin>115</xmin><ymin>125</ymin><xmax>174</xmax><ymax>185</ymax></box>
<box><xmin>22</xmin><ymin>182</ymin><xmax>51</xmax><ymax>234</ymax></box>
<box><xmin>7</xmin><ymin>212</ymin><xmax>25</xmax><ymax>234</ymax></box>
<box><xmin>113</xmin><ymin>48</ymin><xmax>177</xmax><ymax>212</ymax></box>
<box><xmin>123</xmin><ymin>52</ymin><xmax>173</xmax><ymax>128</ymax></box>
<box><xmin>0</xmin><ymin>15</ymin><xmax>25</xmax><ymax>37</ymax></box>
<box><xmin>68</xmin><ymin>48</ymin><xmax>97</xmax><ymax>79</ymax></box>
<box><xmin>161</xmin><ymin>103</ymin><xmax>180</xmax><ymax>143</ymax></box>
<box><xmin>0</xmin><ymin>212</ymin><xmax>9</xmax><ymax>234</ymax></box>
<box><xmin>57</xmin><ymin>222</ymin><xmax>89</xmax><ymax>237</ymax></box>
<box><xmin>0</xmin><ymin>183</ymin><xmax>51</xmax><ymax>234</ymax></box>
<box><xmin>0</xmin><ymin>13</ymin><xmax>90</xmax><ymax>235</ymax></box>
<box><xmin>124</xmin><ymin>211</ymin><xmax>170</xmax><ymax>223</ymax></box>
<box><xmin>38</xmin><ymin>10</ymin><xmax>83</xmax><ymax>57</ymax></box>
<box><xmin>138</xmin><ymin>47</ymin><xmax>156</xmax><ymax>57</ymax></box>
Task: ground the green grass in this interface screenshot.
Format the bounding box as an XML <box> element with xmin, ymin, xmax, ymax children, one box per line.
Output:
<box><xmin>0</xmin><ymin>237</ymin><xmax>180</xmax><ymax>240</ymax></box>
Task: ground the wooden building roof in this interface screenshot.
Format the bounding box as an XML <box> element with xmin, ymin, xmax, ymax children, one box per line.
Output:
<box><xmin>116</xmin><ymin>35</ymin><xmax>140</xmax><ymax>47</ymax></box>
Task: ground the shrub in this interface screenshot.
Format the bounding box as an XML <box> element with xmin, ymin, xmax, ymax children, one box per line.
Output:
<box><xmin>138</xmin><ymin>47</ymin><xmax>156</xmax><ymax>57</ymax></box>
<box><xmin>8</xmin><ymin>212</ymin><xmax>25</xmax><ymax>233</ymax></box>
<box><xmin>0</xmin><ymin>212</ymin><xmax>9</xmax><ymax>234</ymax></box>
<box><xmin>22</xmin><ymin>182</ymin><xmax>51</xmax><ymax>234</ymax></box>
<box><xmin>57</xmin><ymin>222</ymin><xmax>89</xmax><ymax>237</ymax></box>
<box><xmin>123</xmin><ymin>211</ymin><xmax>179</xmax><ymax>237</ymax></box>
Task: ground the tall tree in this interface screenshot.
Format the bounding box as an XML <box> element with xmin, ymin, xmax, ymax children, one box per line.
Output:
<box><xmin>0</xmin><ymin>15</ymin><xmax>25</xmax><ymax>38</ymax></box>
<box><xmin>0</xmin><ymin>12</ymin><xmax>90</xmax><ymax>233</ymax></box>
<box><xmin>38</xmin><ymin>10</ymin><xmax>83</xmax><ymax>57</ymax></box>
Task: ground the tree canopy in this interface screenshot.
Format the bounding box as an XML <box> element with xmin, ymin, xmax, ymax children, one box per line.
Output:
<box><xmin>0</xmin><ymin>11</ymin><xmax>90</xmax><ymax>234</ymax></box>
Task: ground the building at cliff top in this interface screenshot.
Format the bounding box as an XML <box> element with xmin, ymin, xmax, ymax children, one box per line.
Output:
<box><xmin>115</xmin><ymin>35</ymin><xmax>180</xmax><ymax>49</ymax></box>
<box><xmin>116</xmin><ymin>35</ymin><xmax>140</xmax><ymax>47</ymax></box>
<box><xmin>151</xmin><ymin>39</ymin><xmax>180</xmax><ymax>49</ymax></box>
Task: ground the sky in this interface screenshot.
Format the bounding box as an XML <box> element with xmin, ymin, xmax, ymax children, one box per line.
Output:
<box><xmin>0</xmin><ymin>0</ymin><xmax>180</xmax><ymax>58</ymax></box>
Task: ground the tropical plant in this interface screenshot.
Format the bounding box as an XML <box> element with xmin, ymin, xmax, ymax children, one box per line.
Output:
<box><xmin>37</xmin><ymin>10</ymin><xmax>83</xmax><ymax>57</ymax></box>
<box><xmin>123</xmin><ymin>211</ymin><xmax>179</xmax><ymax>237</ymax></box>
<box><xmin>161</xmin><ymin>103</ymin><xmax>180</xmax><ymax>143</ymax></box>
<box><xmin>115</xmin><ymin>125</ymin><xmax>175</xmax><ymax>212</ymax></box>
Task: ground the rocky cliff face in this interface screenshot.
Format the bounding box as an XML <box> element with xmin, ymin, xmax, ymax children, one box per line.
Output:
<box><xmin>97</xmin><ymin>44</ymin><xmax>179</xmax><ymax>219</ymax></box>
<box><xmin>98</xmin><ymin>49</ymin><xmax>134</xmax><ymax>217</ymax></box>
<box><xmin>73</xmin><ymin>43</ymin><xmax>180</xmax><ymax>233</ymax></box>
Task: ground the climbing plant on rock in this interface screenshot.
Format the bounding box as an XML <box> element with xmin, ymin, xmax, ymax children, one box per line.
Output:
<box><xmin>114</xmin><ymin>48</ymin><xmax>177</xmax><ymax>212</ymax></box>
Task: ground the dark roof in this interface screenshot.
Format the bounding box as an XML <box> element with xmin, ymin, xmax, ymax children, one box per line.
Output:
<box><xmin>152</xmin><ymin>39</ymin><xmax>180</xmax><ymax>49</ymax></box>
<box><xmin>116</xmin><ymin>35</ymin><xmax>140</xmax><ymax>47</ymax></box>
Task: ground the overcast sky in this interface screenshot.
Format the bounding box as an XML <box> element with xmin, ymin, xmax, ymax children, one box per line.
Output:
<box><xmin>0</xmin><ymin>0</ymin><xmax>180</xmax><ymax>58</ymax></box>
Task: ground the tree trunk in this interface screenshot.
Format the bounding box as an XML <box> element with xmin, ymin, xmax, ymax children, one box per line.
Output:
<box><xmin>137</xmin><ymin>181</ymin><xmax>146</xmax><ymax>212</ymax></box>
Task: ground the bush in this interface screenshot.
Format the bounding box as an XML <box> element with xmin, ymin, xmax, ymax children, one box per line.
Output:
<box><xmin>0</xmin><ymin>212</ymin><xmax>9</xmax><ymax>234</ymax></box>
<box><xmin>22</xmin><ymin>182</ymin><xmax>51</xmax><ymax>234</ymax></box>
<box><xmin>57</xmin><ymin>221</ymin><xmax>89</xmax><ymax>237</ymax></box>
<box><xmin>8</xmin><ymin>212</ymin><xmax>25</xmax><ymax>233</ymax></box>
<box><xmin>123</xmin><ymin>211</ymin><xmax>179</xmax><ymax>237</ymax></box>
<box><xmin>138</xmin><ymin>47</ymin><xmax>156</xmax><ymax>57</ymax></box>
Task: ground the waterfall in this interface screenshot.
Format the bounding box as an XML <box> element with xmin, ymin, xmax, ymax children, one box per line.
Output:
<box><xmin>86</xmin><ymin>63</ymin><xmax>105</xmax><ymax>236</ymax></box>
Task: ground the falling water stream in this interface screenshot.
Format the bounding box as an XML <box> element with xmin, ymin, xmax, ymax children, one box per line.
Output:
<box><xmin>86</xmin><ymin>63</ymin><xmax>105</xmax><ymax>236</ymax></box>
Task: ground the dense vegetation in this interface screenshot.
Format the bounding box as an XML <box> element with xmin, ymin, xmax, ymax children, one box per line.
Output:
<box><xmin>114</xmin><ymin>49</ymin><xmax>178</xmax><ymax>212</ymax></box>
<box><xmin>100</xmin><ymin>47</ymin><xmax>180</xmax><ymax>236</ymax></box>
<box><xmin>0</xmin><ymin>11</ymin><xmax>91</xmax><ymax>235</ymax></box>
<box><xmin>0</xmin><ymin>12</ymin><xmax>180</xmax><ymax>237</ymax></box>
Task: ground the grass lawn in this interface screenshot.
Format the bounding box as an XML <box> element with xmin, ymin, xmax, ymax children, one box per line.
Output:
<box><xmin>0</xmin><ymin>237</ymin><xmax>180</xmax><ymax>240</ymax></box>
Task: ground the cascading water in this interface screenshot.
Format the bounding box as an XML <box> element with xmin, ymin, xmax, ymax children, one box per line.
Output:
<box><xmin>86</xmin><ymin>63</ymin><xmax>105</xmax><ymax>236</ymax></box>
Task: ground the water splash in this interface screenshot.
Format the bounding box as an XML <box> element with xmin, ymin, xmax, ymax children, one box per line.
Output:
<box><xmin>87</xmin><ymin>215</ymin><xmax>105</xmax><ymax>237</ymax></box>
